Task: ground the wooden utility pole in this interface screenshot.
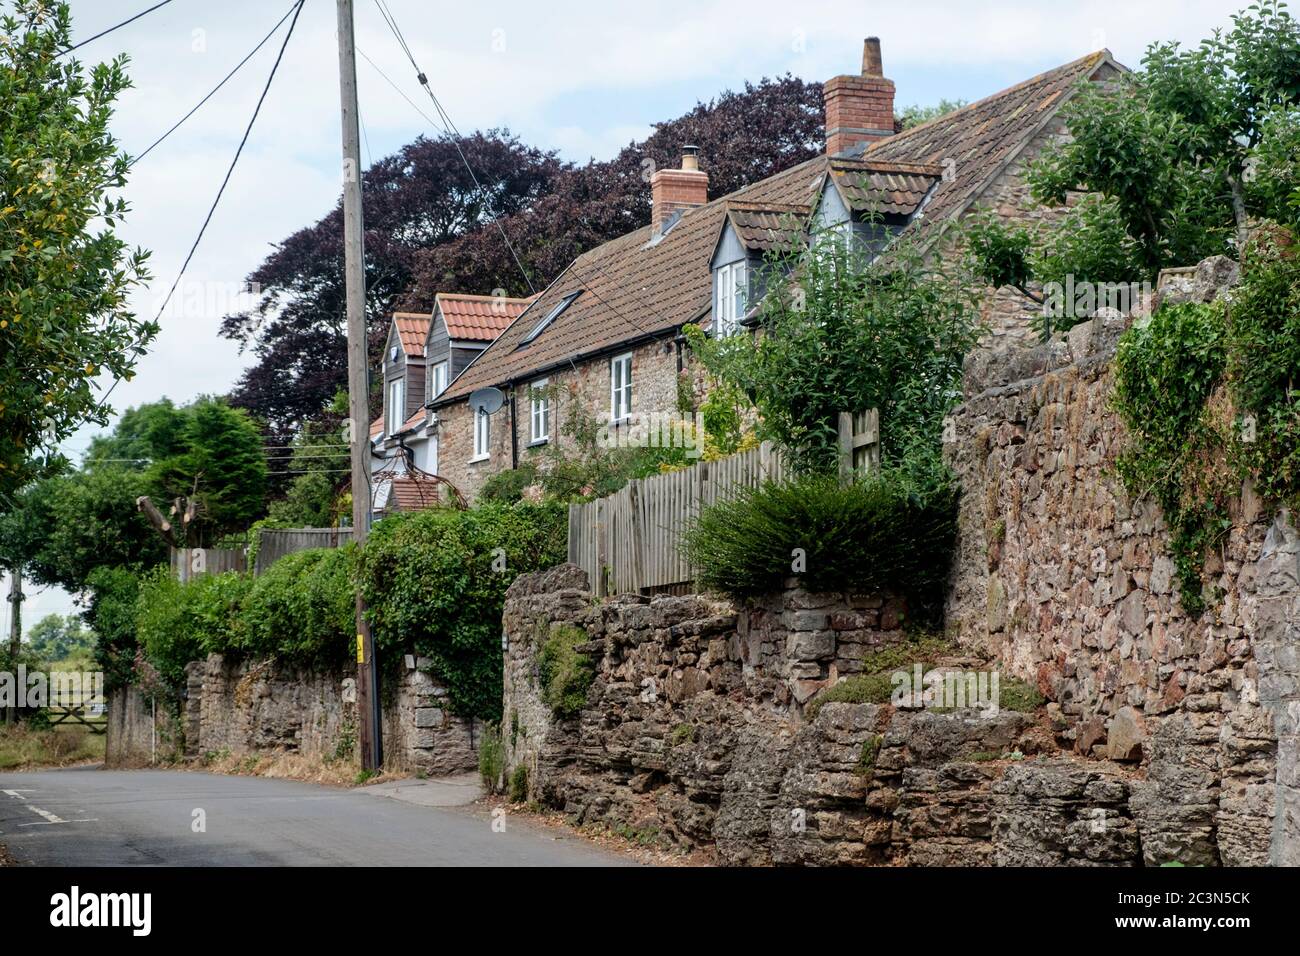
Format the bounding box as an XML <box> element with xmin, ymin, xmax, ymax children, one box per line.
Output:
<box><xmin>5</xmin><ymin>567</ymin><xmax>21</xmax><ymax>724</ymax></box>
<box><xmin>336</xmin><ymin>0</ymin><xmax>381</xmax><ymax>770</ymax></box>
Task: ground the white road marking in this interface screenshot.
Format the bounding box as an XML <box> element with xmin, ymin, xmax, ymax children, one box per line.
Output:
<box><xmin>2</xmin><ymin>789</ymin><xmax>34</xmax><ymax>800</ymax></box>
<box><xmin>24</xmin><ymin>804</ymin><xmax>67</xmax><ymax>825</ymax></box>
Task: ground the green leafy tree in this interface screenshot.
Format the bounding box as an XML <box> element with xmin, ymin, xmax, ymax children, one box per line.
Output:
<box><xmin>686</xmin><ymin>231</ymin><xmax>980</xmax><ymax>477</ymax></box>
<box><xmin>966</xmin><ymin>2</ymin><xmax>1300</xmax><ymax>323</ymax></box>
<box><xmin>25</xmin><ymin>611</ymin><xmax>93</xmax><ymax>661</ymax></box>
<box><xmin>0</xmin><ymin>464</ymin><xmax>163</xmax><ymax>591</ymax></box>
<box><xmin>146</xmin><ymin>397</ymin><xmax>267</xmax><ymax>541</ymax></box>
<box><xmin>0</xmin><ymin>1</ymin><xmax>153</xmax><ymax>496</ymax></box>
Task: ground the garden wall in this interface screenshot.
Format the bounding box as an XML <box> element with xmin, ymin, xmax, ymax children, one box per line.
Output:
<box><xmin>943</xmin><ymin>257</ymin><xmax>1300</xmax><ymax>865</ymax></box>
<box><xmin>501</xmin><ymin>257</ymin><xmax>1299</xmax><ymax>866</ymax></box>
<box><xmin>501</xmin><ymin>564</ymin><xmax>1153</xmax><ymax>864</ymax></box>
<box><xmin>107</xmin><ymin>655</ymin><xmax>479</xmax><ymax>776</ymax></box>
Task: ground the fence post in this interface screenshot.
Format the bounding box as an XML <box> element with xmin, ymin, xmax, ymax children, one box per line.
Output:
<box><xmin>628</xmin><ymin>479</ymin><xmax>645</xmax><ymax>594</ymax></box>
<box><xmin>839</xmin><ymin>408</ymin><xmax>881</xmax><ymax>484</ymax></box>
<box><xmin>595</xmin><ymin>497</ymin><xmax>609</xmax><ymax>598</ymax></box>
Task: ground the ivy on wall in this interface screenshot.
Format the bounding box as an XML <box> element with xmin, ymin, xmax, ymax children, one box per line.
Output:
<box><xmin>1112</xmin><ymin>225</ymin><xmax>1300</xmax><ymax>614</ymax></box>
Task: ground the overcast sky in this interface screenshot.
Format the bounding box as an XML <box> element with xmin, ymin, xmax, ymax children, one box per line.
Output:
<box><xmin>10</xmin><ymin>0</ymin><xmax>1248</xmax><ymax>628</ymax></box>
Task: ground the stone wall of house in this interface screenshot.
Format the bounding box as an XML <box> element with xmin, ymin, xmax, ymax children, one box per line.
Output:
<box><xmin>942</xmin><ymin>256</ymin><xmax>1300</xmax><ymax>866</ymax></box>
<box><xmin>108</xmin><ymin>654</ymin><xmax>479</xmax><ymax>775</ymax></box>
<box><xmin>435</xmin><ymin>335</ymin><xmax>687</xmax><ymax>502</ymax></box>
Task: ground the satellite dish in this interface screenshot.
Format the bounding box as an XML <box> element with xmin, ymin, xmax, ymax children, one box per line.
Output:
<box><xmin>468</xmin><ymin>387</ymin><xmax>505</xmax><ymax>415</ymax></box>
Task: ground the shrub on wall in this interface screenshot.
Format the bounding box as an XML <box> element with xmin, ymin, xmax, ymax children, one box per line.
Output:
<box><xmin>239</xmin><ymin>545</ymin><xmax>355</xmax><ymax>671</ymax></box>
<box><xmin>136</xmin><ymin>567</ymin><xmax>251</xmax><ymax>689</ymax></box>
<box><xmin>682</xmin><ymin>470</ymin><xmax>958</xmax><ymax>615</ymax></box>
<box><xmin>357</xmin><ymin>502</ymin><xmax>567</xmax><ymax>722</ymax></box>
<box><xmin>1112</xmin><ymin>224</ymin><xmax>1300</xmax><ymax>613</ymax></box>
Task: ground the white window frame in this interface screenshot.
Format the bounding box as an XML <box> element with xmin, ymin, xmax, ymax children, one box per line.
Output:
<box><xmin>471</xmin><ymin>407</ymin><xmax>490</xmax><ymax>462</ymax></box>
<box><xmin>610</xmin><ymin>353</ymin><xmax>633</xmax><ymax>422</ymax></box>
<box><xmin>714</xmin><ymin>259</ymin><xmax>747</xmax><ymax>337</ymax></box>
<box><xmin>530</xmin><ymin>378</ymin><xmax>550</xmax><ymax>444</ymax></box>
<box><xmin>429</xmin><ymin>360</ymin><xmax>448</xmax><ymax>399</ymax></box>
<box><xmin>386</xmin><ymin>376</ymin><xmax>405</xmax><ymax>434</ymax></box>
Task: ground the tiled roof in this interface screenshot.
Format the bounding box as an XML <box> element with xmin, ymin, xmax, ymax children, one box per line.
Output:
<box><xmin>436</xmin><ymin>292</ymin><xmax>533</xmax><ymax>342</ymax></box>
<box><xmin>392</xmin><ymin>311</ymin><xmax>431</xmax><ymax>357</ymax></box>
<box><xmin>725</xmin><ymin>201</ymin><xmax>811</xmax><ymax>256</ymax></box>
<box><xmin>373</xmin><ymin>473</ymin><xmax>443</xmax><ymax>514</ymax></box>
<box><xmin>862</xmin><ymin>51</ymin><xmax>1115</xmax><ymax>232</ymax></box>
<box><xmin>436</xmin><ymin>157</ymin><xmax>828</xmax><ymax>404</ymax></box>
<box><xmin>398</xmin><ymin>407</ymin><xmax>427</xmax><ymax>434</ymax></box>
<box><xmin>826</xmin><ymin>159</ymin><xmax>943</xmax><ymax>217</ymax></box>
<box><xmin>369</xmin><ymin>414</ymin><xmax>384</xmax><ymax>438</ymax></box>
<box><xmin>435</xmin><ymin>50</ymin><xmax>1117</xmax><ymax>406</ymax></box>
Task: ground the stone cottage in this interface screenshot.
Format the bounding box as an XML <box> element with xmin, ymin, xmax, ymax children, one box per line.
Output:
<box><xmin>381</xmin><ymin>39</ymin><xmax>1124</xmax><ymax>502</ymax></box>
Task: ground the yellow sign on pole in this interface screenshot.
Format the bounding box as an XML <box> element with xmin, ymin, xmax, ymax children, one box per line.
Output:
<box><xmin>356</xmin><ymin>636</ymin><xmax>365</xmax><ymax>664</ymax></box>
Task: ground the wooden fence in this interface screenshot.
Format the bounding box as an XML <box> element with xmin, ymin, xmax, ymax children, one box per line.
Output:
<box><xmin>568</xmin><ymin>411</ymin><xmax>881</xmax><ymax>597</ymax></box>
<box><xmin>170</xmin><ymin>547</ymin><xmax>246</xmax><ymax>582</ymax></box>
<box><xmin>253</xmin><ymin>527</ymin><xmax>353</xmax><ymax>576</ymax></box>
<box><xmin>568</xmin><ymin>441</ymin><xmax>787</xmax><ymax>596</ymax></box>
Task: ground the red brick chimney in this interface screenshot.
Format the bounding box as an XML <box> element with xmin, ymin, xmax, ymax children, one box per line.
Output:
<box><xmin>650</xmin><ymin>146</ymin><xmax>708</xmax><ymax>235</ymax></box>
<box><xmin>824</xmin><ymin>38</ymin><xmax>896</xmax><ymax>157</ymax></box>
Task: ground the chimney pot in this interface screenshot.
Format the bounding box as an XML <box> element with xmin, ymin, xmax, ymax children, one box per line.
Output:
<box><xmin>862</xmin><ymin>37</ymin><xmax>883</xmax><ymax>77</ymax></box>
<box><xmin>681</xmin><ymin>145</ymin><xmax>700</xmax><ymax>171</ymax></box>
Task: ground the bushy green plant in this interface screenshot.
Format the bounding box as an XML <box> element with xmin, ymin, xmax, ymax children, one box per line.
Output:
<box><xmin>508</xmin><ymin>764</ymin><xmax>529</xmax><ymax>803</ymax></box>
<box><xmin>682</xmin><ymin>471</ymin><xmax>958</xmax><ymax>613</ymax></box>
<box><xmin>135</xmin><ymin>567</ymin><xmax>252</xmax><ymax>689</ymax></box>
<box><xmin>239</xmin><ymin>545</ymin><xmax>355</xmax><ymax>670</ymax></box>
<box><xmin>686</xmin><ymin>231</ymin><xmax>979</xmax><ymax>477</ymax></box>
<box><xmin>1113</xmin><ymin>301</ymin><xmax>1231</xmax><ymax>614</ymax></box>
<box><xmin>537</xmin><ymin>624</ymin><xmax>595</xmax><ymax>720</ymax></box>
<box><xmin>357</xmin><ymin>502</ymin><xmax>567</xmax><ymax>721</ymax></box>
<box><xmin>478</xmin><ymin>463</ymin><xmax>542</xmax><ymax>504</ymax></box>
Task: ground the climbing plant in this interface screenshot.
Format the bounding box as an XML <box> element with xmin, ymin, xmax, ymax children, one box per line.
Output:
<box><xmin>1112</xmin><ymin>224</ymin><xmax>1300</xmax><ymax>614</ymax></box>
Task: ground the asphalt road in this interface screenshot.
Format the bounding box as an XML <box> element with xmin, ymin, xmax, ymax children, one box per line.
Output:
<box><xmin>0</xmin><ymin>766</ymin><xmax>628</xmax><ymax>866</ymax></box>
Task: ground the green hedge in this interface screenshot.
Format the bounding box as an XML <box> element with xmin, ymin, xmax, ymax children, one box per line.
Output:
<box><xmin>239</xmin><ymin>545</ymin><xmax>355</xmax><ymax>669</ymax></box>
<box><xmin>357</xmin><ymin>502</ymin><xmax>567</xmax><ymax>722</ymax></box>
<box><xmin>682</xmin><ymin>471</ymin><xmax>958</xmax><ymax>614</ymax></box>
<box><xmin>132</xmin><ymin>503</ymin><xmax>566</xmax><ymax>717</ymax></box>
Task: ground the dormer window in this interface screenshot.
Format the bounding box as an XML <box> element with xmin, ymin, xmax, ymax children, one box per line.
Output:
<box><xmin>714</xmin><ymin>259</ymin><xmax>747</xmax><ymax>338</ymax></box>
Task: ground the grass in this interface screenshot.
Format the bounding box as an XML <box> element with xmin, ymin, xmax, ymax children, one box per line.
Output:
<box><xmin>0</xmin><ymin>722</ymin><xmax>104</xmax><ymax>770</ymax></box>
<box><xmin>806</xmin><ymin>635</ymin><xmax>953</xmax><ymax>718</ymax></box>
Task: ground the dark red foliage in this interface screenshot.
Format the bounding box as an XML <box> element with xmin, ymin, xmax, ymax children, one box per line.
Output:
<box><xmin>223</xmin><ymin>76</ymin><xmax>825</xmax><ymax>432</ymax></box>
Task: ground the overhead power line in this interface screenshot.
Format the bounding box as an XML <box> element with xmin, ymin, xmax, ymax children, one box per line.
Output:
<box><xmin>151</xmin><ymin>0</ymin><xmax>304</xmax><ymax>322</ymax></box>
<box><xmin>130</xmin><ymin>1</ymin><xmax>302</xmax><ymax>168</ymax></box>
<box><xmin>95</xmin><ymin>0</ymin><xmax>305</xmax><ymax>418</ymax></box>
<box><xmin>370</xmin><ymin>0</ymin><xmax>536</xmax><ymax>294</ymax></box>
<box><xmin>59</xmin><ymin>0</ymin><xmax>177</xmax><ymax>57</ymax></box>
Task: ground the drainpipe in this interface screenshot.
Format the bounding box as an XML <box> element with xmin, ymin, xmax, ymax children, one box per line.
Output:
<box><xmin>508</xmin><ymin>384</ymin><xmax>519</xmax><ymax>470</ymax></box>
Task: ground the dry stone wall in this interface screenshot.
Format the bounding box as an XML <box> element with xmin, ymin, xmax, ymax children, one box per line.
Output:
<box><xmin>942</xmin><ymin>259</ymin><xmax>1299</xmax><ymax>866</ymax></box>
<box><xmin>502</xmin><ymin>256</ymin><xmax>1298</xmax><ymax>865</ymax></box>
<box><xmin>502</xmin><ymin>565</ymin><xmax>1149</xmax><ymax>865</ymax></box>
<box><xmin>108</xmin><ymin>654</ymin><xmax>478</xmax><ymax>775</ymax></box>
